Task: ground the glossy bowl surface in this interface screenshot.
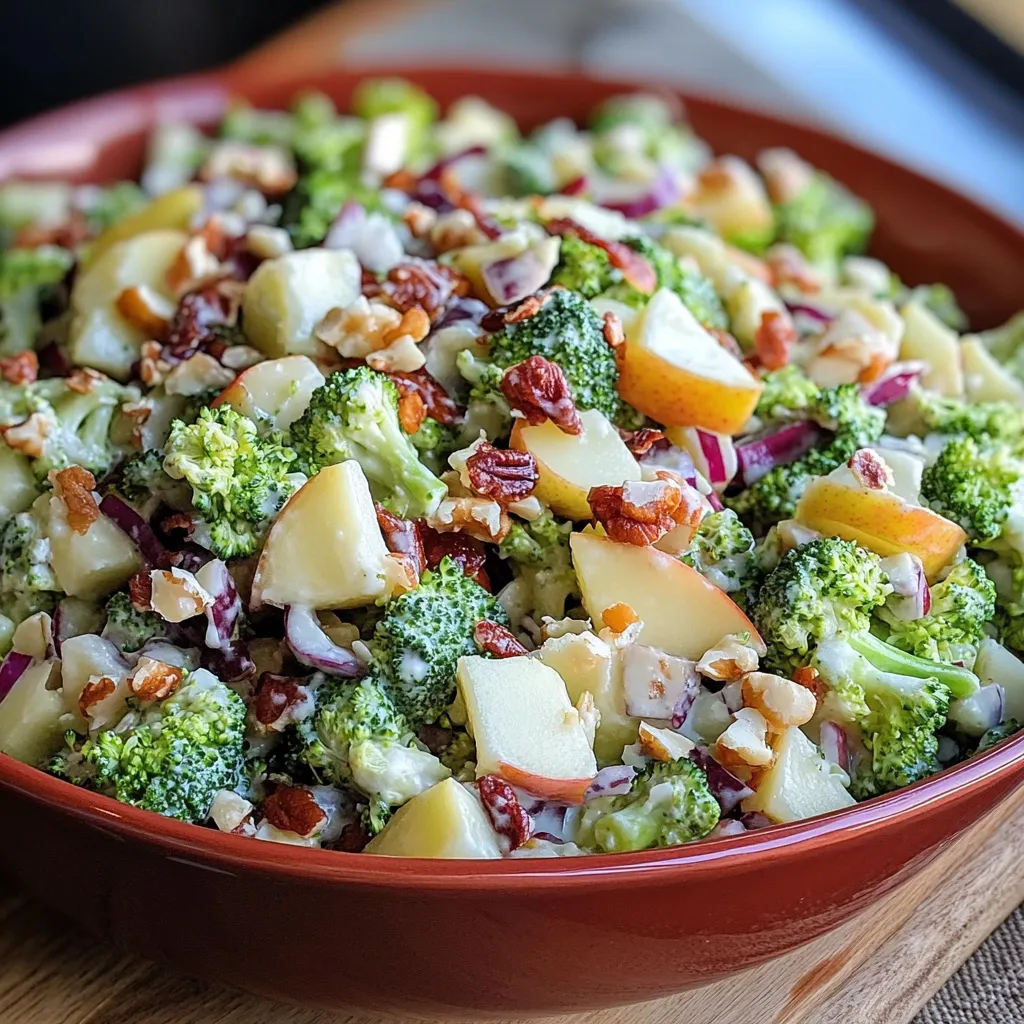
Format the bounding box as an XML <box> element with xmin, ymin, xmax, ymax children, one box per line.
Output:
<box><xmin>1</xmin><ymin>67</ymin><xmax>1023</xmax><ymax>1017</ymax></box>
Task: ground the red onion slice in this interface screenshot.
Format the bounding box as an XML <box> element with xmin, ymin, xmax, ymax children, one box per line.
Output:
<box><xmin>697</xmin><ymin>430</ymin><xmax>735</xmax><ymax>487</ymax></box>
<box><xmin>819</xmin><ymin>720</ymin><xmax>851</xmax><ymax>773</ymax></box>
<box><xmin>285</xmin><ymin>605</ymin><xmax>367</xmax><ymax>678</ymax></box>
<box><xmin>861</xmin><ymin>369</ymin><xmax>922</xmax><ymax>407</ymax></box>
<box><xmin>736</xmin><ymin>421</ymin><xmax>826</xmax><ymax>486</ymax></box>
<box><xmin>584</xmin><ymin>765</ymin><xmax>636</xmax><ymax>800</ymax></box>
<box><xmin>0</xmin><ymin>651</ymin><xmax>32</xmax><ymax>703</ymax></box>
<box><xmin>600</xmin><ymin>167</ymin><xmax>679</xmax><ymax>218</ymax></box>
<box><xmin>559</xmin><ymin>175</ymin><xmax>589</xmax><ymax>196</ymax></box>
<box><xmin>481</xmin><ymin>247</ymin><xmax>556</xmax><ymax>306</ymax></box>
<box><xmin>706</xmin><ymin>491</ymin><xmax>725</xmax><ymax>512</ymax></box>
<box><xmin>194</xmin><ymin>559</ymin><xmax>242</xmax><ymax>651</ymax></box>
<box><xmin>323</xmin><ymin>201</ymin><xmax>366</xmax><ymax>250</ymax></box>
<box><xmin>710</xmin><ymin>819</ymin><xmax>748</xmax><ymax>837</ymax></box>
<box><xmin>689</xmin><ymin>747</ymin><xmax>754</xmax><ymax>813</ymax></box>
<box><xmin>99</xmin><ymin>495</ymin><xmax>173</xmax><ymax>569</ymax></box>
<box><xmin>420</xmin><ymin>146</ymin><xmax>487</xmax><ymax>183</ymax></box>
<box><xmin>785</xmin><ymin>301</ymin><xmax>833</xmax><ymax>325</ymax></box>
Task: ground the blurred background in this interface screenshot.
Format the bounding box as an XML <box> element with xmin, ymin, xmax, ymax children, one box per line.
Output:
<box><xmin>2</xmin><ymin>0</ymin><xmax>1023</xmax><ymax>219</ymax></box>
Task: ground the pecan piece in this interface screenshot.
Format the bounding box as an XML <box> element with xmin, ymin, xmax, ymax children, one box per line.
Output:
<box><xmin>792</xmin><ymin>665</ymin><xmax>824</xmax><ymax>704</ymax></box>
<box><xmin>588</xmin><ymin>478</ymin><xmax>702</xmax><ymax>546</ymax></box>
<box><xmin>477</xmin><ymin>774</ymin><xmax>531</xmax><ymax>851</ymax></box>
<box><xmin>129</xmin><ymin>657</ymin><xmax>183</xmax><ymax>702</ymax></box>
<box><xmin>388</xmin><ymin>367</ymin><xmax>461</xmax><ymax>425</ymax></box>
<box><xmin>602</xmin><ymin>311</ymin><xmax>625</xmax><ymax>351</ymax></box>
<box><xmin>164</xmin><ymin>284</ymin><xmax>238</xmax><ymax>363</ymax></box>
<box><xmin>619</xmin><ymin>427</ymin><xmax>667</xmax><ymax>459</ymax></box>
<box><xmin>377</xmin><ymin>261</ymin><xmax>467</xmax><ymax>322</ymax></box>
<box><xmin>500</xmin><ymin>355</ymin><xmax>582</xmax><ymax>435</ymax></box>
<box><xmin>261</xmin><ymin>786</ymin><xmax>326</xmax><ymax>839</ymax></box>
<box><xmin>1</xmin><ymin>412</ymin><xmax>50</xmax><ymax>458</ymax></box>
<box><xmin>375</xmin><ymin>504</ymin><xmax>425</xmax><ymax>580</ymax></box>
<box><xmin>0</xmin><ymin>350</ymin><xmax>38</xmax><ymax>385</ymax></box>
<box><xmin>252</xmin><ymin>672</ymin><xmax>312</xmax><ymax>730</ymax></box>
<box><xmin>53</xmin><ymin>466</ymin><xmax>98</xmax><ymax>535</ymax></box>
<box><xmin>848</xmin><ymin>448</ymin><xmax>894</xmax><ymax>490</ymax></box>
<box><xmin>128</xmin><ymin>571</ymin><xmax>153</xmax><ymax>612</ymax></box>
<box><xmin>418</xmin><ymin>523</ymin><xmax>491</xmax><ymax>590</ymax></box>
<box><xmin>395</xmin><ymin>384</ymin><xmax>427</xmax><ymax>434</ymax></box>
<box><xmin>79</xmin><ymin>676</ymin><xmax>117</xmax><ymax>719</ymax></box>
<box><xmin>115</xmin><ymin>285</ymin><xmax>174</xmax><ymax>340</ymax></box>
<box><xmin>334</xmin><ymin>821</ymin><xmax>370</xmax><ymax>853</ymax></box>
<box><xmin>753</xmin><ymin>311</ymin><xmax>796</xmax><ymax>371</ymax></box>
<box><xmin>464</xmin><ymin>441</ymin><xmax>538</xmax><ymax>503</ymax></box>
<box><xmin>473</xmin><ymin>620</ymin><xmax>529</xmax><ymax>659</ymax></box>
<box><xmin>428</xmin><ymin>496</ymin><xmax>511</xmax><ymax>544</ymax></box>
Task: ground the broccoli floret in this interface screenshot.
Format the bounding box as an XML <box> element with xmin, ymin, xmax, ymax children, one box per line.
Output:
<box><xmin>80</xmin><ymin>182</ymin><xmax>147</xmax><ymax>233</ymax></box>
<box><xmin>755</xmin><ymin>366</ymin><xmax>820</xmax><ymax>420</ymax></box>
<box><xmin>487</xmin><ymin>289</ymin><xmax>623</xmax><ymax>422</ymax></box>
<box><xmin>754</xmin><ymin>537</ymin><xmax>892</xmax><ymax>675</ymax></box>
<box><xmin>439</xmin><ymin>728</ymin><xmax>476</xmax><ymax>777</ymax></box>
<box><xmin>775</xmin><ymin>170</ymin><xmax>874</xmax><ymax>269</ymax></box>
<box><xmin>371</xmin><ymin>556</ymin><xmax>508</xmax><ymax>725</ymax></box>
<box><xmin>219</xmin><ymin>102</ymin><xmax>296</xmax><ymax>147</ymax></box>
<box><xmin>52</xmin><ymin>670</ymin><xmax>246</xmax><ymax>823</ymax></box>
<box><xmin>574</xmin><ymin>758</ymin><xmax>720</xmax><ymax>852</ymax></box>
<box><xmin>0</xmin><ymin>505</ymin><xmax>61</xmax><ymax>644</ymax></box>
<box><xmin>114</xmin><ymin>448</ymin><xmax>180</xmax><ymax>505</ymax></box>
<box><xmin>877</xmin><ymin>559</ymin><xmax>995</xmax><ymax>667</ymax></box>
<box><xmin>281</xmin><ymin>168</ymin><xmax>384</xmax><ymax>248</ymax></box>
<box><xmin>977</xmin><ymin>719</ymin><xmax>1021</xmax><ymax>754</ymax></box>
<box><xmin>408</xmin><ymin>416</ymin><xmax>459</xmax><ymax>476</ymax></box>
<box><xmin>163</xmin><ymin>406</ymin><xmax>300</xmax><ymax>559</ymax></box>
<box><xmin>101</xmin><ymin>590</ymin><xmax>166</xmax><ymax>653</ymax></box>
<box><xmin>589</xmin><ymin>94</ymin><xmax>706</xmax><ymax>174</ymax></box>
<box><xmin>348</xmin><ymin>738</ymin><xmax>449</xmax><ymax>833</ymax></box>
<box><xmin>729</xmin><ymin>383</ymin><xmax>885</xmax><ymax>528</ymax></box>
<box><xmin>916</xmin><ymin>391</ymin><xmax>1024</xmax><ymax>445</ymax></box>
<box><xmin>681</xmin><ymin>509</ymin><xmax>760</xmax><ymax>609</ymax></box>
<box><xmin>351</xmin><ymin>77</ymin><xmax>437</xmax><ymax>152</ymax></box>
<box><xmin>920</xmin><ymin>437</ymin><xmax>1023</xmax><ymax>543</ymax></box>
<box><xmin>498</xmin><ymin>509</ymin><xmax>579</xmax><ymax>620</ymax></box>
<box><xmin>551</xmin><ymin>236</ymin><xmax>618</xmax><ymax>299</ymax></box>
<box><xmin>977</xmin><ymin>312</ymin><xmax>1024</xmax><ymax>380</ymax></box>
<box><xmin>501</xmin><ymin>144</ymin><xmax>557</xmax><ymax>197</ymax></box>
<box><xmin>288</xmin><ymin>367</ymin><xmax>445</xmax><ymax>518</ymax></box>
<box><xmin>0</xmin><ymin>245</ymin><xmax>73</xmax><ymax>301</ymax></box>
<box><xmin>812</xmin><ymin>636</ymin><xmax>950</xmax><ymax>798</ymax></box>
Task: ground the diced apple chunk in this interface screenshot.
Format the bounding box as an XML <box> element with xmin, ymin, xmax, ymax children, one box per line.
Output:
<box><xmin>59</xmin><ymin>633</ymin><xmax>130</xmax><ymax>726</ymax></box>
<box><xmin>741</xmin><ymin>726</ymin><xmax>855</xmax><ymax>824</ymax></box>
<box><xmin>84</xmin><ymin>186</ymin><xmax>203</xmax><ymax>267</ymax></box>
<box><xmin>975</xmin><ymin>639</ymin><xmax>1024</xmax><ymax>724</ymax></box>
<box><xmin>960</xmin><ymin>337</ymin><xmax>1024</xmax><ymax>407</ymax></box>
<box><xmin>242</xmin><ymin>248</ymin><xmax>361</xmax><ymax>358</ymax></box>
<box><xmin>570</xmin><ymin>531</ymin><xmax>762</xmax><ymax>660</ymax></box>
<box><xmin>510</xmin><ymin>409</ymin><xmax>641</xmax><ymax>520</ymax></box>
<box><xmin>251</xmin><ymin>461</ymin><xmax>394</xmax><ymax>610</ymax></box>
<box><xmin>0</xmin><ymin>661</ymin><xmax>65</xmax><ymax>764</ymax></box>
<box><xmin>213</xmin><ymin>355</ymin><xmax>325</xmax><ymax>431</ymax></box>
<box><xmin>457</xmin><ymin>654</ymin><xmax>597</xmax><ymax>802</ymax></box>
<box><xmin>365</xmin><ymin>778</ymin><xmax>502</xmax><ymax>858</ymax></box>
<box><xmin>898</xmin><ymin>301</ymin><xmax>963</xmax><ymax>397</ymax></box>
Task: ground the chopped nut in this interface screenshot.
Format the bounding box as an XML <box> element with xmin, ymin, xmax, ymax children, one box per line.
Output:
<box><xmin>457</xmin><ymin>440</ymin><xmax>538</xmax><ymax>504</ymax></box>
<box><xmin>366</xmin><ymin>333</ymin><xmax>427</xmax><ymax>373</ymax></box>
<box><xmin>166</xmin><ymin>234</ymin><xmax>224</xmax><ymax>297</ymax></box>
<box><xmin>427</xmin><ymin>496</ymin><xmax>511</xmax><ymax>544</ymax></box>
<box><xmin>252</xmin><ymin>672</ymin><xmax>315</xmax><ymax>731</ymax></box>
<box><xmin>602</xmin><ymin>310</ymin><xmax>625</xmax><ymax>351</ymax></box>
<box><xmin>383</xmin><ymin>306</ymin><xmax>430</xmax><ymax>347</ymax></box>
<box><xmin>713</xmin><ymin>707</ymin><xmax>774</xmax><ymax>768</ymax></box>
<box><xmin>506</xmin><ymin>494</ymin><xmax>544</xmax><ymax>521</ymax></box>
<box><xmin>315</xmin><ymin>296</ymin><xmax>403</xmax><ymax>358</ymax></box>
<box><xmin>375</xmin><ymin>504</ymin><xmax>425</xmax><ymax>579</ymax></box>
<box><xmin>477</xmin><ymin>774</ymin><xmax>531</xmax><ymax>852</ymax></box>
<box><xmin>473</xmin><ymin>620</ymin><xmax>529</xmax><ymax>658</ymax></box>
<box><xmin>792</xmin><ymin>664</ymin><xmax>824</xmax><ymax>703</ymax></box>
<box><xmin>428</xmin><ymin>208</ymin><xmax>486</xmax><ymax>251</ymax></box>
<box><xmin>219</xmin><ymin>345</ymin><xmax>264</xmax><ymax>371</ymax></box>
<box><xmin>164</xmin><ymin>284</ymin><xmax>239</xmax><ymax>361</ymax></box>
<box><xmin>129</xmin><ymin>656</ymin><xmax>183</xmax><ymax>702</ymax></box>
<box><xmin>741</xmin><ymin>671</ymin><xmax>817</xmax><ymax>730</ymax></box>
<box><xmin>619</xmin><ymin>427</ymin><xmax>667</xmax><ymax>459</ymax></box>
<box><xmin>1</xmin><ymin>411</ymin><xmax>51</xmax><ymax>458</ymax></box>
<box><xmin>697</xmin><ymin>634</ymin><xmax>760</xmax><ymax>682</ymax></box>
<box><xmin>375</xmin><ymin>260</ymin><xmax>467</xmax><ymax>322</ymax></box>
<box><xmin>52</xmin><ymin>466</ymin><xmax>98</xmax><ymax>535</ymax></box>
<box><xmin>261</xmin><ymin>786</ymin><xmax>326</xmax><ymax>839</ymax></box>
<box><xmin>384</xmin><ymin>553</ymin><xmax>420</xmax><ymax>597</ymax></box>
<box><xmin>601</xmin><ymin>602</ymin><xmax>639</xmax><ymax>634</ymax></box>
<box><xmin>65</xmin><ymin>367</ymin><xmax>106</xmax><ymax>395</ymax></box>
<box><xmin>210</xmin><ymin>789</ymin><xmax>254</xmax><ymax>833</ymax></box>
<box><xmin>245</xmin><ymin>224</ymin><xmax>292</xmax><ymax>259</ymax></box>
<box><xmin>0</xmin><ymin>350</ymin><xmax>38</xmax><ymax>385</ymax></box>
<box><xmin>138</xmin><ymin>340</ymin><xmax>171</xmax><ymax>388</ymax></box>
<box><xmin>200</xmin><ymin>140</ymin><xmax>298</xmax><ymax>196</ymax></box>
<box><xmin>149</xmin><ymin>567</ymin><xmax>213</xmax><ymax>622</ymax></box>
<box><xmin>403</xmin><ymin>202</ymin><xmax>438</xmax><ymax>239</ymax></box>
<box><xmin>588</xmin><ymin>477</ymin><xmax>702</xmax><ymax>547</ymax></box>
<box><xmin>78</xmin><ymin>676</ymin><xmax>117</xmax><ymax>719</ymax></box>
<box><xmin>754</xmin><ymin>310</ymin><xmax>796</xmax><ymax>371</ymax></box>
<box><xmin>128</xmin><ymin>571</ymin><xmax>153</xmax><ymax>612</ymax></box>
<box><xmin>120</xmin><ymin>399</ymin><xmax>154</xmax><ymax>448</ymax></box>
<box><xmin>114</xmin><ymin>285</ymin><xmax>175</xmax><ymax>339</ymax></box>
<box><xmin>848</xmin><ymin>447</ymin><xmax>894</xmax><ymax>491</ymax></box>
<box><xmin>638</xmin><ymin>721</ymin><xmax>695</xmax><ymax>762</ymax></box>
<box><xmin>162</xmin><ymin>352</ymin><xmax>235</xmax><ymax>396</ymax></box>
<box><xmin>500</xmin><ymin>354</ymin><xmax>582</xmax><ymax>435</ymax></box>
<box><xmin>387</xmin><ymin>367</ymin><xmax>461</xmax><ymax>426</ymax></box>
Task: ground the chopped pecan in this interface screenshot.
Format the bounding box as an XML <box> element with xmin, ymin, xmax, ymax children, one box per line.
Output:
<box><xmin>464</xmin><ymin>441</ymin><xmax>538</xmax><ymax>503</ymax></box>
<box><xmin>504</xmin><ymin>292</ymin><xmax>552</xmax><ymax>324</ymax></box>
<box><xmin>120</xmin><ymin>399</ymin><xmax>153</xmax><ymax>448</ymax></box>
<box><xmin>252</xmin><ymin>672</ymin><xmax>312</xmax><ymax>729</ymax></box>
<box><xmin>848</xmin><ymin>448</ymin><xmax>893</xmax><ymax>490</ymax></box>
<box><xmin>792</xmin><ymin>664</ymin><xmax>824</xmax><ymax>704</ymax></box>
<box><xmin>602</xmin><ymin>311</ymin><xmax>625</xmax><ymax>351</ymax></box>
<box><xmin>753</xmin><ymin>311</ymin><xmax>796</xmax><ymax>371</ymax></box>
<box><xmin>163</xmin><ymin>284</ymin><xmax>238</xmax><ymax>363</ymax></box>
<box><xmin>1</xmin><ymin>412</ymin><xmax>50</xmax><ymax>458</ymax></box>
<box><xmin>428</xmin><ymin>496</ymin><xmax>511</xmax><ymax>544</ymax></box>
<box><xmin>375</xmin><ymin>505</ymin><xmax>425</xmax><ymax>579</ymax></box>
<box><xmin>0</xmin><ymin>350</ymin><xmax>38</xmax><ymax>385</ymax></box>
<box><xmin>588</xmin><ymin>478</ymin><xmax>702</xmax><ymax>546</ymax></box>
<box><xmin>53</xmin><ymin>466</ymin><xmax>98</xmax><ymax>535</ymax></box>
<box><xmin>545</xmin><ymin>218</ymin><xmax>657</xmax><ymax>295</ymax></box>
<box><xmin>619</xmin><ymin>427</ymin><xmax>667</xmax><ymax>459</ymax></box>
<box><xmin>375</xmin><ymin>260</ymin><xmax>468</xmax><ymax>322</ymax></box>
<box><xmin>395</xmin><ymin>385</ymin><xmax>426</xmax><ymax>433</ymax></box>
<box><xmin>129</xmin><ymin>657</ymin><xmax>183</xmax><ymax>702</ymax></box>
<box><xmin>500</xmin><ymin>355</ymin><xmax>582</xmax><ymax>435</ymax></box>
<box><xmin>65</xmin><ymin>367</ymin><xmax>106</xmax><ymax>395</ymax></box>
<box><xmin>601</xmin><ymin>603</ymin><xmax>639</xmax><ymax>633</ymax></box>
<box><xmin>261</xmin><ymin>786</ymin><xmax>326</xmax><ymax>839</ymax></box>
<box><xmin>696</xmin><ymin>635</ymin><xmax>759</xmax><ymax>682</ymax></box>
<box><xmin>388</xmin><ymin>367</ymin><xmax>461</xmax><ymax>425</ymax></box>
<box><xmin>473</xmin><ymin>620</ymin><xmax>529</xmax><ymax>659</ymax></box>
<box><xmin>418</xmin><ymin>523</ymin><xmax>491</xmax><ymax>590</ymax></box>
<box><xmin>477</xmin><ymin>774</ymin><xmax>531</xmax><ymax>851</ymax></box>
<box><xmin>79</xmin><ymin>676</ymin><xmax>117</xmax><ymax>718</ymax></box>
<box><xmin>128</xmin><ymin>572</ymin><xmax>153</xmax><ymax>612</ymax></box>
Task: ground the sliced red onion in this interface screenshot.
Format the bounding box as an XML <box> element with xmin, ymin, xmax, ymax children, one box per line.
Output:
<box><xmin>885</xmin><ymin>558</ymin><xmax>930</xmax><ymax>621</ymax></box>
<box><xmin>436</xmin><ymin>295</ymin><xmax>490</xmax><ymax>329</ymax></box>
<box><xmin>99</xmin><ymin>495</ymin><xmax>173</xmax><ymax>569</ymax></box>
<box><xmin>785</xmin><ymin>301</ymin><xmax>833</xmax><ymax>326</ymax></box>
<box><xmin>819</xmin><ymin>720</ymin><xmax>851</xmax><ymax>773</ymax></box>
<box><xmin>420</xmin><ymin>146</ymin><xmax>487</xmax><ymax>183</ymax></box>
<box><xmin>194</xmin><ymin>559</ymin><xmax>241</xmax><ymax>651</ymax></box>
<box><xmin>203</xmin><ymin>641</ymin><xmax>254</xmax><ymax>683</ymax></box>
<box><xmin>689</xmin><ymin>747</ymin><xmax>754</xmax><ymax>813</ymax></box>
<box><xmin>324</xmin><ymin>204</ymin><xmax>403</xmax><ymax>273</ymax></box>
<box><xmin>285</xmin><ymin>605</ymin><xmax>367</xmax><ymax>678</ymax></box>
<box><xmin>0</xmin><ymin>651</ymin><xmax>32</xmax><ymax>703</ymax></box>
<box><xmin>697</xmin><ymin>430</ymin><xmax>736</xmax><ymax>488</ymax></box>
<box><xmin>323</xmin><ymin>201</ymin><xmax>366</xmax><ymax>249</ymax></box>
<box><xmin>559</xmin><ymin>175</ymin><xmax>589</xmax><ymax>196</ymax></box>
<box><xmin>706</xmin><ymin>491</ymin><xmax>725</xmax><ymax>512</ymax></box>
<box><xmin>173</xmin><ymin>543</ymin><xmax>212</xmax><ymax>574</ymax></box>
<box><xmin>861</xmin><ymin>369</ymin><xmax>922</xmax><ymax>407</ymax></box>
<box><xmin>739</xmin><ymin>811</ymin><xmax>773</xmax><ymax>830</ymax></box>
<box><xmin>584</xmin><ymin>764</ymin><xmax>636</xmax><ymax>800</ymax></box>
<box><xmin>600</xmin><ymin>167</ymin><xmax>679</xmax><ymax>218</ymax></box>
<box><xmin>710</xmin><ymin>819</ymin><xmax>748</xmax><ymax>838</ymax></box>
<box><xmin>670</xmin><ymin>676</ymin><xmax>700</xmax><ymax>729</ymax></box>
<box><xmin>736</xmin><ymin>421</ymin><xmax>826</xmax><ymax>487</ymax></box>
<box><xmin>517</xmin><ymin>794</ymin><xmax>569</xmax><ymax>841</ymax></box>
<box><xmin>481</xmin><ymin>247</ymin><xmax>555</xmax><ymax>306</ymax></box>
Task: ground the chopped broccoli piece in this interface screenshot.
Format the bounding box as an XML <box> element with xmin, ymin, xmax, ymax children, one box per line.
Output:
<box><xmin>501</xmin><ymin>144</ymin><xmax>557</xmax><ymax>197</ymax></box>
<box><xmin>916</xmin><ymin>391</ymin><xmax>1024</xmax><ymax>446</ymax></box>
<box><xmin>0</xmin><ymin>245</ymin><xmax>73</xmax><ymax>301</ymax></box>
<box><xmin>113</xmin><ymin>448</ymin><xmax>183</xmax><ymax>506</ymax></box>
<box><xmin>812</xmin><ymin>636</ymin><xmax>949</xmax><ymax>798</ymax></box>
<box><xmin>281</xmin><ymin>168</ymin><xmax>383</xmax><ymax>248</ymax></box>
<box><xmin>51</xmin><ymin>670</ymin><xmax>246</xmax><ymax>823</ymax></box>
<box><xmin>80</xmin><ymin>182</ymin><xmax>147</xmax><ymax>233</ymax></box>
<box><xmin>575</xmin><ymin>758</ymin><xmax>720</xmax><ymax>852</ymax></box>
<box><xmin>371</xmin><ymin>556</ymin><xmax>508</xmax><ymax>725</ymax></box>
<box><xmin>408</xmin><ymin>416</ymin><xmax>459</xmax><ymax>476</ymax></box>
<box><xmin>589</xmin><ymin>94</ymin><xmax>706</xmax><ymax>174</ymax></box>
<box><xmin>439</xmin><ymin>728</ymin><xmax>476</xmax><ymax>776</ymax></box>
<box><xmin>219</xmin><ymin>103</ymin><xmax>296</xmax><ymax>147</ymax></box>
<box><xmin>977</xmin><ymin>313</ymin><xmax>1024</xmax><ymax>376</ymax></box>
<box><xmin>550</xmin><ymin>236</ymin><xmax>619</xmax><ymax>300</ymax></box>
<box><xmin>755</xmin><ymin>366</ymin><xmax>820</xmax><ymax>420</ymax></box>
<box><xmin>0</xmin><ymin>504</ymin><xmax>61</xmax><ymax>643</ymax></box>
<box><xmin>351</xmin><ymin>77</ymin><xmax>437</xmax><ymax>152</ymax></box>
<box><xmin>877</xmin><ymin>559</ymin><xmax>995</xmax><ymax>667</ymax></box>
<box><xmin>904</xmin><ymin>283</ymin><xmax>967</xmax><ymax>332</ymax></box>
<box><xmin>163</xmin><ymin>406</ymin><xmax>300</xmax><ymax>559</ymax></box>
<box><xmin>977</xmin><ymin>719</ymin><xmax>1021</xmax><ymax>754</ymax></box>
<box><xmin>101</xmin><ymin>590</ymin><xmax>166</xmax><ymax>653</ymax></box>
<box><xmin>288</xmin><ymin>367</ymin><xmax>446</xmax><ymax>518</ymax></box>
<box><xmin>681</xmin><ymin>509</ymin><xmax>760</xmax><ymax>609</ymax></box>
<box><xmin>753</xmin><ymin>537</ymin><xmax>892</xmax><ymax>675</ymax></box>
<box><xmin>498</xmin><ymin>509</ymin><xmax>579</xmax><ymax>620</ymax></box>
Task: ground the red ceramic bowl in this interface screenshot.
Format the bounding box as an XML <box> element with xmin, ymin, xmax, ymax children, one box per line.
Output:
<box><xmin>1</xmin><ymin>68</ymin><xmax>1023</xmax><ymax>1019</ymax></box>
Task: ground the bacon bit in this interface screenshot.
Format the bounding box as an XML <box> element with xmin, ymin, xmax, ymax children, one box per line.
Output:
<box><xmin>12</xmin><ymin>213</ymin><xmax>88</xmax><ymax>250</ymax></box>
<box><xmin>53</xmin><ymin>466</ymin><xmax>98</xmax><ymax>535</ymax></box>
<box><xmin>375</xmin><ymin>504</ymin><xmax>425</xmax><ymax>579</ymax></box>
<box><xmin>601</xmin><ymin>603</ymin><xmax>639</xmax><ymax>633</ymax></box>
<box><xmin>602</xmin><ymin>311</ymin><xmax>625</xmax><ymax>351</ymax></box>
<box><xmin>261</xmin><ymin>786</ymin><xmax>326</xmax><ymax>839</ymax></box>
<box><xmin>374</xmin><ymin>261</ymin><xmax>468</xmax><ymax>322</ymax></box>
<box><xmin>79</xmin><ymin>676</ymin><xmax>116</xmax><ymax>718</ymax></box>
<box><xmin>792</xmin><ymin>665</ymin><xmax>824</xmax><ymax>704</ymax></box>
<box><xmin>65</xmin><ymin>367</ymin><xmax>105</xmax><ymax>394</ymax></box>
<box><xmin>589</xmin><ymin>478</ymin><xmax>702</xmax><ymax>546</ymax></box>
<box><xmin>128</xmin><ymin>572</ymin><xmax>153</xmax><ymax>612</ymax></box>
<box><xmin>477</xmin><ymin>774</ymin><xmax>532</xmax><ymax>851</ymax></box>
<box><xmin>473</xmin><ymin>620</ymin><xmax>529</xmax><ymax>659</ymax></box>
<box><xmin>848</xmin><ymin>448</ymin><xmax>894</xmax><ymax>490</ymax></box>
<box><xmin>500</xmin><ymin>355</ymin><xmax>582</xmax><ymax>435</ymax></box>
<box><xmin>129</xmin><ymin>657</ymin><xmax>183</xmax><ymax>702</ymax></box>
<box><xmin>545</xmin><ymin>218</ymin><xmax>657</xmax><ymax>295</ymax></box>
<box><xmin>766</xmin><ymin>244</ymin><xmax>821</xmax><ymax>294</ymax></box>
<box><xmin>334</xmin><ymin>821</ymin><xmax>370</xmax><ymax>853</ymax></box>
<box><xmin>464</xmin><ymin>441</ymin><xmax>538</xmax><ymax>504</ymax></box>
<box><xmin>619</xmin><ymin>427</ymin><xmax>667</xmax><ymax>459</ymax></box>
<box><xmin>0</xmin><ymin>351</ymin><xmax>38</xmax><ymax>385</ymax></box>
<box><xmin>252</xmin><ymin>672</ymin><xmax>308</xmax><ymax>728</ymax></box>
<box><xmin>163</xmin><ymin>284</ymin><xmax>238</xmax><ymax>363</ymax></box>
<box><xmin>710</xmin><ymin>328</ymin><xmax>744</xmax><ymax>360</ymax></box>
<box><xmin>0</xmin><ymin>412</ymin><xmax>50</xmax><ymax>458</ymax></box>
<box><xmin>388</xmin><ymin>367</ymin><xmax>461</xmax><ymax>425</ymax></box>
<box><xmin>418</xmin><ymin>523</ymin><xmax>491</xmax><ymax>590</ymax></box>
<box><xmin>396</xmin><ymin>386</ymin><xmax>427</xmax><ymax>434</ymax></box>
<box><xmin>754</xmin><ymin>311</ymin><xmax>796</xmax><ymax>372</ymax></box>
<box><xmin>115</xmin><ymin>285</ymin><xmax>174</xmax><ymax>340</ymax></box>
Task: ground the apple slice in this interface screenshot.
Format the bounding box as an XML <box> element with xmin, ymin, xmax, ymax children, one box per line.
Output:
<box><xmin>242</xmin><ymin>248</ymin><xmax>361</xmax><ymax>358</ymax></box>
<box><xmin>898</xmin><ymin>300</ymin><xmax>963</xmax><ymax>397</ymax></box>
<box><xmin>365</xmin><ymin>778</ymin><xmax>502</xmax><ymax>858</ymax></box>
<box><xmin>0</xmin><ymin>661</ymin><xmax>65</xmax><ymax>764</ymax></box>
<box><xmin>960</xmin><ymin>337</ymin><xmax>1024</xmax><ymax>407</ymax></box>
<box><xmin>510</xmin><ymin>408</ymin><xmax>641</xmax><ymax>520</ymax></box>
<box><xmin>872</xmin><ymin>445</ymin><xmax>925</xmax><ymax>505</ymax></box>
<box><xmin>794</xmin><ymin>474</ymin><xmax>966</xmax><ymax>580</ymax></box>
<box><xmin>570</xmin><ymin>531</ymin><xmax>762</xmax><ymax>660</ymax></box>
<box><xmin>213</xmin><ymin>355</ymin><xmax>325</xmax><ymax>431</ymax></box>
<box><xmin>618</xmin><ymin>289</ymin><xmax>762</xmax><ymax>433</ymax></box>
<box><xmin>456</xmin><ymin>654</ymin><xmax>597</xmax><ymax>802</ymax></box>
<box><xmin>741</xmin><ymin>726</ymin><xmax>855</xmax><ymax>824</ymax></box>
<box><xmin>975</xmin><ymin>639</ymin><xmax>1024</xmax><ymax>724</ymax></box>
<box><xmin>251</xmin><ymin>461</ymin><xmax>393</xmax><ymax>610</ymax></box>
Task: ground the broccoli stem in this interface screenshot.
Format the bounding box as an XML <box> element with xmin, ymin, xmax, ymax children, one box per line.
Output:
<box><xmin>847</xmin><ymin>631</ymin><xmax>978</xmax><ymax>699</ymax></box>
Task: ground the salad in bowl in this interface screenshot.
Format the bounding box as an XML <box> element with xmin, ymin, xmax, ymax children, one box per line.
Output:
<box><xmin>0</xmin><ymin>78</ymin><xmax>1021</xmax><ymax>862</ymax></box>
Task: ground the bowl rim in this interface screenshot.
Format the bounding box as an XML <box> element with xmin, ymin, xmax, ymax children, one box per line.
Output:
<box><xmin>1</xmin><ymin>64</ymin><xmax>1023</xmax><ymax>889</ymax></box>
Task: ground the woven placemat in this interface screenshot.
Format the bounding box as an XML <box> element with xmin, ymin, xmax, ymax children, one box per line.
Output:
<box><xmin>914</xmin><ymin>904</ymin><xmax>1024</xmax><ymax>1023</ymax></box>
